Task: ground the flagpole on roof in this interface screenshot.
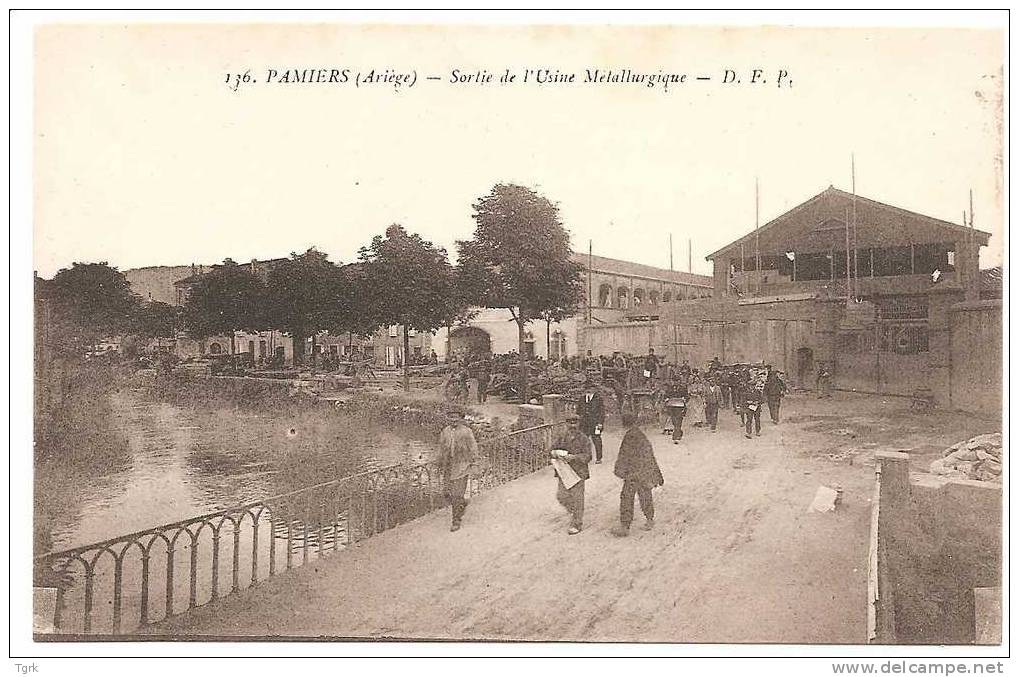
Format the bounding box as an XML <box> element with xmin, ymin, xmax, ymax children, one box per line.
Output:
<box><xmin>851</xmin><ymin>154</ymin><xmax>858</xmax><ymax>301</ymax></box>
<box><xmin>844</xmin><ymin>206</ymin><xmax>852</xmax><ymax>303</ymax></box>
<box><xmin>755</xmin><ymin>177</ymin><xmax>761</xmax><ymax>296</ymax></box>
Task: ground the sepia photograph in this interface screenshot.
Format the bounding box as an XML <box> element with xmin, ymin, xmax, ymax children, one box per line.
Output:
<box><xmin>11</xmin><ymin>9</ymin><xmax>1008</xmax><ymax>665</ymax></box>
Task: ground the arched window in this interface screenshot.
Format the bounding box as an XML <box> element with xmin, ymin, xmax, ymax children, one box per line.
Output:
<box><xmin>649</xmin><ymin>290</ymin><xmax>659</xmax><ymax>306</ymax></box>
<box><xmin>617</xmin><ymin>287</ymin><xmax>629</xmax><ymax>310</ymax></box>
<box><xmin>663</xmin><ymin>291</ymin><xmax>672</xmax><ymax>303</ymax></box>
<box><xmin>208</xmin><ymin>342</ymin><xmax>223</xmax><ymax>354</ymax></box>
<box><xmin>633</xmin><ymin>288</ymin><xmax>644</xmax><ymax>307</ymax></box>
<box><xmin>598</xmin><ymin>283</ymin><xmax>613</xmax><ymax>307</ymax></box>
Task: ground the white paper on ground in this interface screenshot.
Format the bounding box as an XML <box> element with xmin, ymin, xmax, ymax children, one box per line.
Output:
<box><xmin>808</xmin><ymin>486</ymin><xmax>839</xmax><ymax>513</ymax></box>
<box><xmin>551</xmin><ymin>457</ymin><xmax>581</xmax><ymax>489</ymax></box>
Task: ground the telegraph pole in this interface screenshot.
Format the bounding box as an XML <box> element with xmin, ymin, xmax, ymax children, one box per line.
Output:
<box><xmin>851</xmin><ymin>154</ymin><xmax>858</xmax><ymax>300</ymax></box>
<box><xmin>755</xmin><ymin>177</ymin><xmax>761</xmax><ymax>296</ymax></box>
<box><xmin>587</xmin><ymin>239</ymin><xmax>593</xmax><ymax>323</ymax></box>
<box><xmin>844</xmin><ymin>206</ymin><xmax>852</xmax><ymax>302</ymax></box>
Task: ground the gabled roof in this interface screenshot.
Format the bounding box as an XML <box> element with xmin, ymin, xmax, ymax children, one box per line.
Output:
<box><xmin>570</xmin><ymin>251</ymin><xmax>712</xmax><ymax>287</ymax></box>
<box><xmin>706</xmin><ymin>186</ymin><xmax>992</xmax><ymax>260</ymax></box>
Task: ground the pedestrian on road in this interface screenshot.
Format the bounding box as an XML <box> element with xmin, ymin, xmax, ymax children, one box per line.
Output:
<box><xmin>612</xmin><ymin>410</ymin><xmax>665</xmax><ymax>537</ymax></box>
<box><xmin>687</xmin><ymin>372</ymin><xmax>705</xmax><ymax>427</ymax></box>
<box><xmin>577</xmin><ymin>377</ymin><xmax>606</xmax><ymax>464</ymax></box>
<box><xmin>703</xmin><ymin>377</ymin><xmax>722</xmax><ymax>432</ymax></box>
<box><xmin>643</xmin><ymin>348</ymin><xmax>661</xmax><ymax>387</ymax></box>
<box><xmin>437</xmin><ymin>410</ymin><xmax>480</xmax><ymax>532</ymax></box>
<box><xmin>817</xmin><ymin>362</ymin><xmax>834</xmax><ymax>399</ymax></box>
<box><xmin>663</xmin><ymin>377</ymin><xmax>689</xmax><ymax>444</ymax></box>
<box><xmin>763</xmin><ymin>366</ymin><xmax>787</xmax><ymax>424</ymax></box>
<box><xmin>477</xmin><ymin>358</ymin><xmax>492</xmax><ymax>404</ymax></box>
<box><xmin>742</xmin><ymin>382</ymin><xmax>764</xmax><ymax>439</ymax></box>
<box><xmin>551</xmin><ymin>413</ymin><xmax>593</xmax><ymax>535</ymax></box>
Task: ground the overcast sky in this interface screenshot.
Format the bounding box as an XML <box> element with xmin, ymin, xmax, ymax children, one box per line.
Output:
<box><xmin>33</xmin><ymin>24</ymin><xmax>1003</xmax><ymax>278</ymax></box>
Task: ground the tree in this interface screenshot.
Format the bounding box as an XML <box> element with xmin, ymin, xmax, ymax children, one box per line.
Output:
<box><xmin>40</xmin><ymin>262</ymin><xmax>142</xmax><ymax>355</ymax></box>
<box><xmin>263</xmin><ymin>248</ymin><xmax>346</xmax><ymax>367</ymax></box>
<box><xmin>359</xmin><ymin>224</ymin><xmax>459</xmax><ymax>391</ymax></box>
<box><xmin>457</xmin><ymin>184</ymin><xmax>585</xmax><ymax>401</ymax></box>
<box><xmin>182</xmin><ymin>259</ymin><xmax>265</xmax><ymax>354</ymax></box>
<box><xmin>134</xmin><ymin>301</ymin><xmax>177</xmax><ymax>339</ymax></box>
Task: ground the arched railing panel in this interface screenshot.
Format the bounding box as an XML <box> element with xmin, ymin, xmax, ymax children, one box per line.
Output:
<box><xmin>34</xmin><ymin>420</ymin><xmax>563</xmax><ymax>636</ymax></box>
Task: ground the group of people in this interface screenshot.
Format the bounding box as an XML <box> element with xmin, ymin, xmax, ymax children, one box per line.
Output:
<box><xmin>434</xmin><ymin>357</ymin><xmax>790</xmax><ymax>537</ymax></box>
<box><xmin>445</xmin><ymin>353</ymin><xmax>494</xmax><ymax>404</ymax></box>
<box><xmin>661</xmin><ymin>360</ymin><xmax>788</xmax><ymax>441</ymax></box>
<box><xmin>435</xmin><ymin>402</ymin><xmax>663</xmax><ymax>538</ymax></box>
<box><xmin>437</xmin><ymin>370</ymin><xmax>663</xmax><ymax>537</ymax></box>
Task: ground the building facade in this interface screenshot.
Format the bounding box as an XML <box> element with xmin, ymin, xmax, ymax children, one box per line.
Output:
<box><xmin>580</xmin><ymin>186</ymin><xmax>999</xmax><ymax>413</ymax></box>
<box><xmin>435</xmin><ymin>251</ymin><xmax>714</xmax><ymax>362</ymax></box>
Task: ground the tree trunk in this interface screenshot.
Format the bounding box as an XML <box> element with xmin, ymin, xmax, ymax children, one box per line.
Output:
<box><xmin>229</xmin><ymin>332</ymin><xmax>236</xmax><ymax>355</ymax></box>
<box><xmin>546</xmin><ymin>319</ymin><xmax>551</xmax><ymax>373</ymax></box>
<box><xmin>403</xmin><ymin>325</ymin><xmax>411</xmax><ymax>392</ymax></box>
<box><xmin>292</xmin><ymin>331</ymin><xmax>306</xmax><ymax>367</ymax></box>
<box><xmin>517</xmin><ymin>317</ymin><xmax>529</xmax><ymax>403</ymax></box>
<box><xmin>311</xmin><ymin>333</ymin><xmax>318</xmax><ymax>371</ymax></box>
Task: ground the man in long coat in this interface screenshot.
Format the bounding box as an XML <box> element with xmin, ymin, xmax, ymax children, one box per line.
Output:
<box><xmin>612</xmin><ymin>410</ymin><xmax>665</xmax><ymax>536</ymax></box>
<box><xmin>576</xmin><ymin>377</ymin><xmax>606</xmax><ymax>464</ymax></box>
<box><xmin>437</xmin><ymin>410</ymin><xmax>479</xmax><ymax>532</ymax></box>
<box><xmin>551</xmin><ymin>413</ymin><xmax>593</xmax><ymax>535</ymax></box>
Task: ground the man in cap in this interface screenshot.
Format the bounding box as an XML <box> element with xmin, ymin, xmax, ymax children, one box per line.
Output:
<box><xmin>576</xmin><ymin>377</ymin><xmax>606</xmax><ymax>464</ymax></box>
<box><xmin>763</xmin><ymin>366</ymin><xmax>788</xmax><ymax>424</ymax></box>
<box><xmin>437</xmin><ymin>409</ymin><xmax>479</xmax><ymax>532</ymax></box>
<box><xmin>551</xmin><ymin>413</ymin><xmax>593</xmax><ymax>535</ymax></box>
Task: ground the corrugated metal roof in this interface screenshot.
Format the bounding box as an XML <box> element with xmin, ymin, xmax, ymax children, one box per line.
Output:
<box><xmin>706</xmin><ymin>186</ymin><xmax>992</xmax><ymax>260</ymax></box>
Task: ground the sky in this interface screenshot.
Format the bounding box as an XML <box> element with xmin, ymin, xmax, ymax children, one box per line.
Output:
<box><xmin>33</xmin><ymin>23</ymin><xmax>1004</xmax><ymax>278</ymax></box>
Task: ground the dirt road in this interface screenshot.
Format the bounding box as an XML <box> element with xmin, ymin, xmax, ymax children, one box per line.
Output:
<box><xmin>152</xmin><ymin>393</ymin><xmax>998</xmax><ymax>642</ymax></box>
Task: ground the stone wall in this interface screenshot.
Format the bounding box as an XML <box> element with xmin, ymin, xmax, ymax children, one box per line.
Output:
<box><xmin>874</xmin><ymin>453</ymin><xmax>1001</xmax><ymax>644</ymax></box>
<box><xmin>948</xmin><ymin>300</ymin><xmax>1002</xmax><ymax>415</ymax></box>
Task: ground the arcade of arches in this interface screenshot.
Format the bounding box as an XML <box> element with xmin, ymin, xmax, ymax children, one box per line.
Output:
<box><xmin>595</xmin><ymin>279</ymin><xmax>710</xmax><ymax>312</ymax></box>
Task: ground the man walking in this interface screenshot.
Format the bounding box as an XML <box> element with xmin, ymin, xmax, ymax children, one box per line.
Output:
<box><xmin>576</xmin><ymin>377</ymin><xmax>605</xmax><ymax>464</ymax></box>
<box><xmin>763</xmin><ymin>366</ymin><xmax>787</xmax><ymax>424</ymax></box>
<box><xmin>663</xmin><ymin>376</ymin><xmax>689</xmax><ymax>444</ymax></box>
<box><xmin>612</xmin><ymin>410</ymin><xmax>665</xmax><ymax>537</ymax></box>
<box><xmin>437</xmin><ymin>410</ymin><xmax>479</xmax><ymax>532</ymax></box>
<box><xmin>817</xmin><ymin>362</ymin><xmax>833</xmax><ymax>399</ymax></box>
<box><xmin>743</xmin><ymin>381</ymin><xmax>764</xmax><ymax>439</ymax></box>
<box><xmin>477</xmin><ymin>357</ymin><xmax>492</xmax><ymax>404</ymax></box>
<box><xmin>551</xmin><ymin>413</ymin><xmax>593</xmax><ymax>535</ymax></box>
<box><xmin>644</xmin><ymin>348</ymin><xmax>660</xmax><ymax>387</ymax></box>
<box><xmin>704</xmin><ymin>376</ymin><xmax>722</xmax><ymax>432</ymax></box>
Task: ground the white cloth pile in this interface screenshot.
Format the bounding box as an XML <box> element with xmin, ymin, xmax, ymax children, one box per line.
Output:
<box><xmin>929</xmin><ymin>432</ymin><xmax>1003</xmax><ymax>482</ymax></box>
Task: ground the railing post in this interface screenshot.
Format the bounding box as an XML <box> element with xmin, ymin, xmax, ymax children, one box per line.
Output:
<box><xmin>250</xmin><ymin>517</ymin><xmax>260</xmax><ymax>586</ymax></box>
<box><xmin>112</xmin><ymin>558</ymin><xmax>124</xmax><ymax>634</ymax></box>
<box><xmin>139</xmin><ymin>552</ymin><xmax>150</xmax><ymax>626</ymax></box>
<box><xmin>165</xmin><ymin>546</ymin><xmax>175</xmax><ymax>619</ymax></box>
<box><xmin>188</xmin><ymin>536</ymin><xmax>199</xmax><ymax>609</ymax></box>
<box><xmin>210</xmin><ymin>531</ymin><xmax>221</xmax><ymax>600</ymax></box>
<box><xmin>231</xmin><ymin>522</ymin><xmax>241</xmax><ymax>593</ymax></box>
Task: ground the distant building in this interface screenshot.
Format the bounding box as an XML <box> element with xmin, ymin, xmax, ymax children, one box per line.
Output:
<box><xmin>435</xmin><ymin>251</ymin><xmax>714</xmax><ymax>362</ymax></box>
<box><xmin>706</xmin><ymin>186</ymin><xmax>988</xmax><ymax>302</ymax></box>
<box><xmin>578</xmin><ymin>185</ymin><xmax>1000</xmax><ymax>414</ymax></box>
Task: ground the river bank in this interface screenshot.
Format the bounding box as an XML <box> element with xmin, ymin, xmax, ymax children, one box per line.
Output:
<box><xmin>34</xmin><ymin>372</ymin><xmax>470</xmax><ymax>555</ymax></box>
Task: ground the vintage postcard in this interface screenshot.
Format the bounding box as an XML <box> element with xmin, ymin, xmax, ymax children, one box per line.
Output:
<box><xmin>13</xmin><ymin>10</ymin><xmax>1008</xmax><ymax>666</ymax></box>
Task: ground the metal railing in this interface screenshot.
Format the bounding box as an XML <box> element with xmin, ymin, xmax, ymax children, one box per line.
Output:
<box><xmin>34</xmin><ymin>421</ymin><xmax>562</xmax><ymax>636</ymax></box>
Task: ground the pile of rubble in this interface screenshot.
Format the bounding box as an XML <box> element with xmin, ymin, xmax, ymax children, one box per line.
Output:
<box><xmin>929</xmin><ymin>432</ymin><xmax>1003</xmax><ymax>482</ymax></box>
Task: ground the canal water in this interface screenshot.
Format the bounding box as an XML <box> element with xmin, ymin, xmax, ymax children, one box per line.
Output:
<box><xmin>37</xmin><ymin>385</ymin><xmax>443</xmax><ymax>635</ymax></box>
<box><xmin>47</xmin><ymin>386</ymin><xmax>437</xmax><ymax>552</ymax></box>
